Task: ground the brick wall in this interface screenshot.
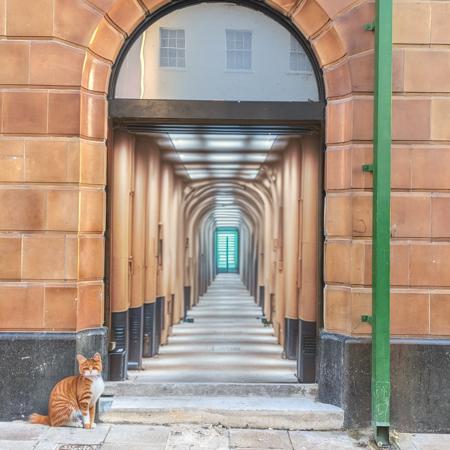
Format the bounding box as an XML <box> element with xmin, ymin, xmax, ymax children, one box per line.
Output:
<box><xmin>0</xmin><ymin>0</ymin><xmax>448</xmax><ymax>338</ymax></box>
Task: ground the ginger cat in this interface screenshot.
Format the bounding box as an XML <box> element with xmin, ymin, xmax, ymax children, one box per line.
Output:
<box><xmin>30</xmin><ymin>353</ymin><xmax>104</xmax><ymax>429</ymax></box>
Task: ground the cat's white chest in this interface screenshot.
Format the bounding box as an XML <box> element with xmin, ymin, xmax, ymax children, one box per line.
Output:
<box><xmin>89</xmin><ymin>376</ymin><xmax>105</xmax><ymax>405</ymax></box>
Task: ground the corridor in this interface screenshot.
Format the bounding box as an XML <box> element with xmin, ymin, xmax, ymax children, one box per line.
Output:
<box><xmin>133</xmin><ymin>274</ymin><xmax>297</xmax><ymax>384</ymax></box>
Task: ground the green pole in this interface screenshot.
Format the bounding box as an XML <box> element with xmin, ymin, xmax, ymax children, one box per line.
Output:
<box><xmin>371</xmin><ymin>0</ymin><xmax>392</xmax><ymax>446</ymax></box>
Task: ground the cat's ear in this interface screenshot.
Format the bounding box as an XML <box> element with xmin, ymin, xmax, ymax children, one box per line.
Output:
<box><xmin>93</xmin><ymin>352</ymin><xmax>101</xmax><ymax>361</ymax></box>
<box><xmin>76</xmin><ymin>354</ymin><xmax>87</xmax><ymax>365</ymax></box>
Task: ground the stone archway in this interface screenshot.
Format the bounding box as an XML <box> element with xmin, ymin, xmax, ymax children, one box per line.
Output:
<box><xmin>79</xmin><ymin>0</ymin><xmax>375</xmax><ymax>343</ymax></box>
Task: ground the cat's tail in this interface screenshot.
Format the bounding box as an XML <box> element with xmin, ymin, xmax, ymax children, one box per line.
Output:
<box><xmin>29</xmin><ymin>413</ymin><xmax>50</xmax><ymax>425</ymax></box>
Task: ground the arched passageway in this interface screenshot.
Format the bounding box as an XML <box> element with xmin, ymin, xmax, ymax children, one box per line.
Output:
<box><xmin>106</xmin><ymin>1</ymin><xmax>324</xmax><ymax>384</ymax></box>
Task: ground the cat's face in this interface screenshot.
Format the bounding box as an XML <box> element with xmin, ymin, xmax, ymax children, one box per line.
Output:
<box><xmin>76</xmin><ymin>353</ymin><xmax>102</xmax><ymax>377</ymax></box>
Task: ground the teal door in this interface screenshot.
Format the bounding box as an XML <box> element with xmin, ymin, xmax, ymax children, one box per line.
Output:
<box><xmin>215</xmin><ymin>228</ymin><xmax>239</xmax><ymax>273</ymax></box>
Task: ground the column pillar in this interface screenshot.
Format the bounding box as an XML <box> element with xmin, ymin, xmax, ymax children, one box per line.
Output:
<box><xmin>109</xmin><ymin>129</ymin><xmax>134</xmax><ymax>380</ymax></box>
<box><xmin>283</xmin><ymin>140</ymin><xmax>301</xmax><ymax>360</ymax></box>
<box><xmin>128</xmin><ymin>144</ymin><xmax>147</xmax><ymax>369</ymax></box>
<box><xmin>297</xmin><ymin>134</ymin><xmax>320</xmax><ymax>382</ymax></box>
<box><xmin>143</xmin><ymin>138</ymin><xmax>160</xmax><ymax>357</ymax></box>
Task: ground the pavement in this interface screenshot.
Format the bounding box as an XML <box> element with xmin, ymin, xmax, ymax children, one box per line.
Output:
<box><xmin>0</xmin><ymin>422</ymin><xmax>368</xmax><ymax>449</ymax></box>
<box><xmin>1</xmin><ymin>422</ymin><xmax>449</xmax><ymax>450</ymax></box>
<box><xmin>135</xmin><ymin>274</ymin><xmax>298</xmax><ymax>384</ymax></box>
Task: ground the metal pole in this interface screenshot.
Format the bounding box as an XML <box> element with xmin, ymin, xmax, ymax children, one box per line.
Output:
<box><xmin>369</xmin><ymin>0</ymin><xmax>393</xmax><ymax>446</ymax></box>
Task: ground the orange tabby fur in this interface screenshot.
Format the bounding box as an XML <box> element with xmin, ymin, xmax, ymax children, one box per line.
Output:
<box><xmin>30</xmin><ymin>353</ymin><xmax>104</xmax><ymax>428</ymax></box>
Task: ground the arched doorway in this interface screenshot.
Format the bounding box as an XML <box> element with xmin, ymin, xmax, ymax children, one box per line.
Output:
<box><xmin>105</xmin><ymin>0</ymin><xmax>324</xmax><ymax>388</ymax></box>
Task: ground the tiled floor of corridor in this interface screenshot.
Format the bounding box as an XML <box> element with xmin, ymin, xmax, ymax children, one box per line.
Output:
<box><xmin>134</xmin><ymin>274</ymin><xmax>298</xmax><ymax>383</ymax></box>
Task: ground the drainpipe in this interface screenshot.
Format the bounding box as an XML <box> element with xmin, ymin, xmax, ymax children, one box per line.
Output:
<box><xmin>362</xmin><ymin>0</ymin><xmax>393</xmax><ymax>447</ymax></box>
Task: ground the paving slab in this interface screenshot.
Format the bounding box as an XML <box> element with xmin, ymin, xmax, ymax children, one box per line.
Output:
<box><xmin>39</xmin><ymin>424</ymin><xmax>111</xmax><ymax>445</ymax></box>
<box><xmin>0</xmin><ymin>423</ymin><xmax>389</xmax><ymax>450</ymax></box>
<box><xmin>229</xmin><ymin>429</ymin><xmax>292</xmax><ymax>449</ymax></box>
<box><xmin>102</xmin><ymin>444</ymin><xmax>163</xmax><ymax>450</ymax></box>
<box><xmin>398</xmin><ymin>433</ymin><xmax>450</xmax><ymax>450</ymax></box>
<box><xmin>0</xmin><ymin>440</ymin><xmax>36</xmax><ymax>449</ymax></box>
<box><xmin>33</xmin><ymin>442</ymin><xmax>59</xmax><ymax>450</ymax></box>
<box><xmin>0</xmin><ymin>421</ymin><xmax>48</xmax><ymax>440</ymax></box>
<box><xmin>165</xmin><ymin>425</ymin><xmax>229</xmax><ymax>450</ymax></box>
<box><xmin>104</xmin><ymin>424</ymin><xmax>170</xmax><ymax>445</ymax></box>
<box><xmin>289</xmin><ymin>430</ymin><xmax>367</xmax><ymax>449</ymax></box>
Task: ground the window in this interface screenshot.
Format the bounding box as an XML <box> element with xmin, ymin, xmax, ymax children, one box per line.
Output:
<box><xmin>160</xmin><ymin>28</ymin><xmax>185</xmax><ymax>68</ymax></box>
<box><xmin>289</xmin><ymin>35</ymin><xmax>311</xmax><ymax>73</ymax></box>
<box><xmin>226</xmin><ymin>30</ymin><xmax>252</xmax><ymax>71</ymax></box>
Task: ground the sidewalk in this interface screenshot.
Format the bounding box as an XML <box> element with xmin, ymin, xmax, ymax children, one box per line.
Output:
<box><xmin>0</xmin><ymin>422</ymin><xmax>448</xmax><ymax>449</ymax></box>
<box><xmin>0</xmin><ymin>422</ymin><xmax>367</xmax><ymax>449</ymax></box>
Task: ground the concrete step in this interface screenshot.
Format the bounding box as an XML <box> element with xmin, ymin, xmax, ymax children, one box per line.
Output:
<box><xmin>171</xmin><ymin>326</ymin><xmax>274</xmax><ymax>334</ymax></box>
<box><xmin>131</xmin><ymin>370</ymin><xmax>298</xmax><ymax>383</ymax></box>
<box><xmin>104</xmin><ymin>381</ymin><xmax>318</xmax><ymax>398</ymax></box>
<box><xmin>99</xmin><ymin>395</ymin><xmax>344</xmax><ymax>430</ymax></box>
<box><xmin>139</xmin><ymin>358</ymin><xmax>295</xmax><ymax>371</ymax></box>
<box><xmin>157</xmin><ymin>343</ymin><xmax>284</xmax><ymax>354</ymax></box>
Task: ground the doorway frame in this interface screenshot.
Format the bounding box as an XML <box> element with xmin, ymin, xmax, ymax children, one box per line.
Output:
<box><xmin>105</xmin><ymin>0</ymin><xmax>326</xmax><ymax>385</ymax></box>
<box><xmin>215</xmin><ymin>226</ymin><xmax>240</xmax><ymax>274</ymax></box>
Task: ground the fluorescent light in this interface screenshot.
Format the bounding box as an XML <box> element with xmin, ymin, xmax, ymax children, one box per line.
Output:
<box><xmin>207</xmin><ymin>154</ymin><xmax>242</xmax><ymax>162</ymax></box>
<box><xmin>205</xmin><ymin>139</ymin><xmax>243</xmax><ymax>150</ymax></box>
<box><xmin>169</xmin><ymin>134</ymin><xmax>275</xmax><ymax>152</ymax></box>
<box><xmin>188</xmin><ymin>172</ymin><xmax>209</xmax><ymax>179</ymax></box>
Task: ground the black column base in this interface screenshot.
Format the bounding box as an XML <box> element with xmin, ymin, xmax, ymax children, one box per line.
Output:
<box><xmin>128</xmin><ymin>306</ymin><xmax>143</xmax><ymax>370</ymax></box>
<box><xmin>154</xmin><ymin>297</ymin><xmax>165</xmax><ymax>355</ymax></box>
<box><xmin>259</xmin><ymin>286</ymin><xmax>265</xmax><ymax>311</ymax></box>
<box><xmin>318</xmin><ymin>331</ymin><xmax>450</xmax><ymax>432</ymax></box>
<box><xmin>0</xmin><ymin>327</ymin><xmax>107</xmax><ymax>421</ymax></box>
<box><xmin>109</xmin><ymin>310</ymin><xmax>128</xmax><ymax>381</ymax></box>
<box><xmin>297</xmin><ymin>319</ymin><xmax>316</xmax><ymax>383</ymax></box>
<box><xmin>143</xmin><ymin>302</ymin><xmax>157</xmax><ymax>357</ymax></box>
<box><xmin>284</xmin><ymin>318</ymin><xmax>299</xmax><ymax>360</ymax></box>
<box><xmin>184</xmin><ymin>286</ymin><xmax>191</xmax><ymax>320</ymax></box>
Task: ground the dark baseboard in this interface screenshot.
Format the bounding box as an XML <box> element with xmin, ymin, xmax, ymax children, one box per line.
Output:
<box><xmin>284</xmin><ymin>318</ymin><xmax>299</xmax><ymax>360</ymax></box>
<box><xmin>297</xmin><ymin>319</ymin><xmax>316</xmax><ymax>383</ymax></box>
<box><xmin>318</xmin><ymin>331</ymin><xmax>450</xmax><ymax>432</ymax></box>
<box><xmin>109</xmin><ymin>310</ymin><xmax>128</xmax><ymax>381</ymax></box>
<box><xmin>184</xmin><ymin>286</ymin><xmax>191</xmax><ymax>320</ymax></box>
<box><xmin>259</xmin><ymin>286</ymin><xmax>265</xmax><ymax>311</ymax></box>
<box><xmin>0</xmin><ymin>328</ymin><xmax>107</xmax><ymax>421</ymax></box>
<box><xmin>143</xmin><ymin>302</ymin><xmax>157</xmax><ymax>357</ymax></box>
<box><xmin>128</xmin><ymin>306</ymin><xmax>143</xmax><ymax>370</ymax></box>
<box><xmin>154</xmin><ymin>297</ymin><xmax>165</xmax><ymax>354</ymax></box>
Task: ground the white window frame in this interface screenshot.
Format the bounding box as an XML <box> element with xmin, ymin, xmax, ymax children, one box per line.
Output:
<box><xmin>289</xmin><ymin>35</ymin><xmax>312</xmax><ymax>75</ymax></box>
<box><xmin>159</xmin><ymin>27</ymin><xmax>186</xmax><ymax>69</ymax></box>
<box><xmin>225</xmin><ymin>29</ymin><xmax>253</xmax><ymax>72</ymax></box>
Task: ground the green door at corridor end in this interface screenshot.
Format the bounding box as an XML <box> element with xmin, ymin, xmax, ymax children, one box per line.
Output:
<box><xmin>215</xmin><ymin>227</ymin><xmax>239</xmax><ymax>273</ymax></box>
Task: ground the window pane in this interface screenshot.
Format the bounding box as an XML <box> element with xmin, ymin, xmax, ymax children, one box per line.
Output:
<box><xmin>289</xmin><ymin>34</ymin><xmax>312</xmax><ymax>73</ymax></box>
<box><xmin>243</xmin><ymin>52</ymin><xmax>251</xmax><ymax>70</ymax></box>
<box><xmin>290</xmin><ymin>34</ymin><xmax>301</xmax><ymax>52</ymax></box>
<box><xmin>160</xmin><ymin>27</ymin><xmax>186</xmax><ymax>68</ymax></box>
<box><xmin>243</xmin><ymin>33</ymin><xmax>251</xmax><ymax>49</ymax></box>
<box><xmin>226</xmin><ymin>30</ymin><xmax>252</xmax><ymax>70</ymax></box>
<box><xmin>236</xmin><ymin>51</ymin><xmax>243</xmax><ymax>68</ymax></box>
